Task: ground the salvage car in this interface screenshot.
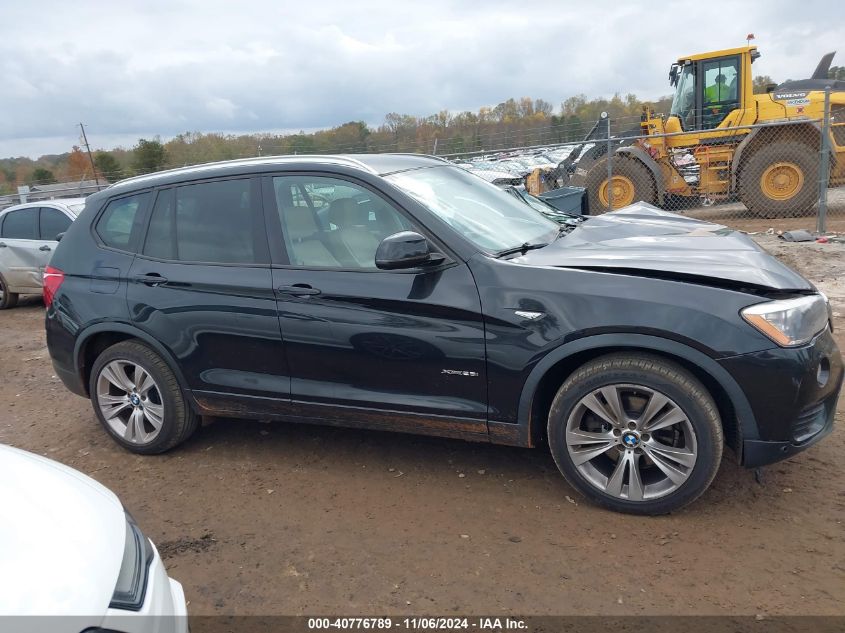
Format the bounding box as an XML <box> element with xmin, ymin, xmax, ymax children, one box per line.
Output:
<box><xmin>0</xmin><ymin>198</ymin><xmax>85</xmax><ymax>309</ymax></box>
<box><xmin>0</xmin><ymin>444</ymin><xmax>187</xmax><ymax>631</ymax></box>
<box><xmin>44</xmin><ymin>155</ymin><xmax>842</xmax><ymax>514</ymax></box>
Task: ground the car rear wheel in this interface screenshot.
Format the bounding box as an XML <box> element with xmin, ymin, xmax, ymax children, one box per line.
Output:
<box><xmin>547</xmin><ymin>353</ymin><xmax>723</xmax><ymax>515</ymax></box>
<box><xmin>90</xmin><ymin>340</ymin><xmax>199</xmax><ymax>454</ymax></box>
<box><xmin>0</xmin><ymin>275</ymin><xmax>19</xmax><ymax>310</ymax></box>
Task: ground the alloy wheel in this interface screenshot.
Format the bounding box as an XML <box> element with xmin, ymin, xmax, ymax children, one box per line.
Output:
<box><xmin>565</xmin><ymin>383</ymin><xmax>698</xmax><ymax>501</ymax></box>
<box><xmin>96</xmin><ymin>360</ymin><xmax>165</xmax><ymax>445</ymax></box>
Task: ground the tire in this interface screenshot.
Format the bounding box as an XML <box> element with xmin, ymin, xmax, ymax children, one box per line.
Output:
<box><xmin>547</xmin><ymin>353</ymin><xmax>723</xmax><ymax>515</ymax></box>
<box><xmin>0</xmin><ymin>274</ymin><xmax>19</xmax><ymax>310</ymax></box>
<box><xmin>737</xmin><ymin>140</ymin><xmax>819</xmax><ymax>218</ymax></box>
<box><xmin>586</xmin><ymin>155</ymin><xmax>656</xmax><ymax>214</ymax></box>
<box><xmin>89</xmin><ymin>340</ymin><xmax>199</xmax><ymax>454</ymax></box>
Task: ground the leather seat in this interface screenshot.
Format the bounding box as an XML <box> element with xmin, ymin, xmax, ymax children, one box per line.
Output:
<box><xmin>283</xmin><ymin>205</ymin><xmax>339</xmax><ymax>267</ymax></box>
<box><xmin>326</xmin><ymin>198</ymin><xmax>381</xmax><ymax>268</ymax></box>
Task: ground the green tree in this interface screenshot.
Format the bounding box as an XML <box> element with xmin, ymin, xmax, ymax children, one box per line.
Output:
<box><xmin>132</xmin><ymin>138</ymin><xmax>167</xmax><ymax>174</ymax></box>
<box><xmin>753</xmin><ymin>75</ymin><xmax>777</xmax><ymax>94</ymax></box>
<box><xmin>94</xmin><ymin>152</ymin><xmax>123</xmax><ymax>182</ymax></box>
<box><xmin>829</xmin><ymin>66</ymin><xmax>845</xmax><ymax>81</ymax></box>
<box><xmin>30</xmin><ymin>167</ymin><xmax>57</xmax><ymax>185</ymax></box>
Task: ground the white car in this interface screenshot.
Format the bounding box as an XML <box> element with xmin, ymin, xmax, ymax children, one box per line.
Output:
<box><xmin>0</xmin><ymin>198</ymin><xmax>86</xmax><ymax>309</ymax></box>
<box><xmin>0</xmin><ymin>444</ymin><xmax>188</xmax><ymax>632</ymax></box>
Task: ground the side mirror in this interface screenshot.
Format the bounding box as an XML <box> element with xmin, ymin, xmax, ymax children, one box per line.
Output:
<box><xmin>375</xmin><ymin>231</ymin><xmax>444</xmax><ymax>270</ymax></box>
<box><xmin>55</xmin><ymin>232</ymin><xmax>65</xmax><ymax>242</ymax></box>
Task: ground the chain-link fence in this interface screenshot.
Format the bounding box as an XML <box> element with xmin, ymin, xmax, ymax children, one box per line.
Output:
<box><xmin>445</xmin><ymin>89</ymin><xmax>845</xmax><ymax>234</ymax></box>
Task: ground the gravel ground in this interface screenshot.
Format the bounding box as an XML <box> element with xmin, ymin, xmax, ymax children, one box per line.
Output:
<box><xmin>0</xmin><ymin>237</ymin><xmax>843</xmax><ymax>617</ymax></box>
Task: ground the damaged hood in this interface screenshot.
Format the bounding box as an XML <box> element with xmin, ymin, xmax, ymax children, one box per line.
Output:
<box><xmin>514</xmin><ymin>203</ymin><xmax>813</xmax><ymax>291</ymax></box>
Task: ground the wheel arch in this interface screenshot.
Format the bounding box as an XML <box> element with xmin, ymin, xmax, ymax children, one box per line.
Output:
<box><xmin>518</xmin><ymin>334</ymin><xmax>759</xmax><ymax>460</ymax></box>
<box><xmin>73</xmin><ymin>323</ymin><xmax>194</xmax><ymax>406</ymax></box>
<box><xmin>615</xmin><ymin>146</ymin><xmax>666</xmax><ymax>205</ymax></box>
<box><xmin>731</xmin><ymin>122</ymin><xmax>823</xmax><ymax>190</ymax></box>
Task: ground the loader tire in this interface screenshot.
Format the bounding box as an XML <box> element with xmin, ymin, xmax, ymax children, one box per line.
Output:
<box><xmin>586</xmin><ymin>155</ymin><xmax>656</xmax><ymax>214</ymax></box>
<box><xmin>737</xmin><ymin>141</ymin><xmax>819</xmax><ymax>218</ymax></box>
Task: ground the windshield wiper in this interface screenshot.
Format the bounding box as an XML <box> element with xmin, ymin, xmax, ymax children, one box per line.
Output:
<box><xmin>494</xmin><ymin>242</ymin><xmax>549</xmax><ymax>258</ymax></box>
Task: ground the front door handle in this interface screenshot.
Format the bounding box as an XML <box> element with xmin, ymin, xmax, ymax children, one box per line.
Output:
<box><xmin>0</xmin><ymin>242</ymin><xmax>6</xmax><ymax>247</ymax></box>
<box><xmin>133</xmin><ymin>273</ymin><xmax>169</xmax><ymax>287</ymax></box>
<box><xmin>277</xmin><ymin>284</ymin><xmax>321</xmax><ymax>296</ymax></box>
<box><xmin>39</xmin><ymin>245</ymin><xmax>52</xmax><ymax>252</ymax></box>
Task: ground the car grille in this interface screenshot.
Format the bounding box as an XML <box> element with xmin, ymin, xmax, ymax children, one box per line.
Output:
<box><xmin>792</xmin><ymin>402</ymin><xmax>827</xmax><ymax>443</ymax></box>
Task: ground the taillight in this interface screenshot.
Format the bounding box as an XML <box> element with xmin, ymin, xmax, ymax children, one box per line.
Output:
<box><xmin>43</xmin><ymin>266</ymin><xmax>64</xmax><ymax>307</ymax></box>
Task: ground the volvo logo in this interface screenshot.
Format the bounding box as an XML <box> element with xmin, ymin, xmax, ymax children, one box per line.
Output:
<box><xmin>622</xmin><ymin>432</ymin><xmax>640</xmax><ymax>448</ymax></box>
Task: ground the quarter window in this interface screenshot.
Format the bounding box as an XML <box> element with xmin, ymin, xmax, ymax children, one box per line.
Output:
<box><xmin>1</xmin><ymin>208</ymin><xmax>38</xmax><ymax>239</ymax></box>
<box><xmin>272</xmin><ymin>176</ymin><xmax>413</xmax><ymax>269</ymax></box>
<box><xmin>96</xmin><ymin>193</ymin><xmax>149</xmax><ymax>250</ymax></box>
<box><xmin>39</xmin><ymin>207</ymin><xmax>72</xmax><ymax>240</ymax></box>
<box><xmin>143</xmin><ymin>179</ymin><xmax>258</xmax><ymax>264</ymax></box>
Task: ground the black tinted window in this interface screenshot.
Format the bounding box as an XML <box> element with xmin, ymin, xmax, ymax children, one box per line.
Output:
<box><xmin>39</xmin><ymin>207</ymin><xmax>72</xmax><ymax>240</ymax></box>
<box><xmin>1</xmin><ymin>208</ymin><xmax>38</xmax><ymax>239</ymax></box>
<box><xmin>145</xmin><ymin>179</ymin><xmax>257</xmax><ymax>264</ymax></box>
<box><xmin>96</xmin><ymin>193</ymin><xmax>149</xmax><ymax>250</ymax></box>
<box><xmin>143</xmin><ymin>190</ymin><xmax>175</xmax><ymax>259</ymax></box>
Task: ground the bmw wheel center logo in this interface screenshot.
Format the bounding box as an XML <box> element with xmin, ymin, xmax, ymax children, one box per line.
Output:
<box><xmin>622</xmin><ymin>432</ymin><xmax>640</xmax><ymax>448</ymax></box>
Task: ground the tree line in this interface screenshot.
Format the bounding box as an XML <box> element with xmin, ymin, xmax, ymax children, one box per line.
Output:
<box><xmin>3</xmin><ymin>68</ymin><xmax>816</xmax><ymax>193</ymax></box>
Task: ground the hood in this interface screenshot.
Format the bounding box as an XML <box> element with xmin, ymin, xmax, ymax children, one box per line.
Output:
<box><xmin>515</xmin><ymin>203</ymin><xmax>813</xmax><ymax>291</ymax></box>
<box><xmin>0</xmin><ymin>444</ymin><xmax>125</xmax><ymax>619</ymax></box>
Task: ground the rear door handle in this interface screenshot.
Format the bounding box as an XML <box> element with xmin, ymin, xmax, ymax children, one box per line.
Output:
<box><xmin>277</xmin><ymin>284</ymin><xmax>321</xmax><ymax>296</ymax></box>
<box><xmin>0</xmin><ymin>242</ymin><xmax>7</xmax><ymax>247</ymax></box>
<box><xmin>39</xmin><ymin>245</ymin><xmax>51</xmax><ymax>252</ymax></box>
<box><xmin>133</xmin><ymin>273</ymin><xmax>168</xmax><ymax>287</ymax></box>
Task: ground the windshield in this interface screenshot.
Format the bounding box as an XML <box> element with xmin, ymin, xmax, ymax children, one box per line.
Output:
<box><xmin>670</xmin><ymin>63</ymin><xmax>695</xmax><ymax>128</ymax></box>
<box><xmin>385</xmin><ymin>166</ymin><xmax>559</xmax><ymax>253</ymax></box>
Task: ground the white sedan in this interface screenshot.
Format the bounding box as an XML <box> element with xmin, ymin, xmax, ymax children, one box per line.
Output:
<box><xmin>0</xmin><ymin>444</ymin><xmax>188</xmax><ymax>632</ymax></box>
<box><xmin>0</xmin><ymin>198</ymin><xmax>86</xmax><ymax>309</ymax></box>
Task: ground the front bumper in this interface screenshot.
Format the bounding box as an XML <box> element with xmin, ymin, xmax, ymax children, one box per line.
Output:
<box><xmin>718</xmin><ymin>327</ymin><xmax>843</xmax><ymax>468</ymax></box>
<box><xmin>101</xmin><ymin>542</ymin><xmax>188</xmax><ymax>633</ymax></box>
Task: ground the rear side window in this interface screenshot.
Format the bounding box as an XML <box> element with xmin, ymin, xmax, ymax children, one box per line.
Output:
<box><xmin>143</xmin><ymin>179</ymin><xmax>259</xmax><ymax>264</ymax></box>
<box><xmin>96</xmin><ymin>193</ymin><xmax>149</xmax><ymax>250</ymax></box>
<box><xmin>1</xmin><ymin>208</ymin><xmax>38</xmax><ymax>239</ymax></box>
<box><xmin>39</xmin><ymin>207</ymin><xmax>72</xmax><ymax>240</ymax></box>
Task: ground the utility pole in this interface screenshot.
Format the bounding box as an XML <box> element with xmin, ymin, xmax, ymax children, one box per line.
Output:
<box><xmin>79</xmin><ymin>123</ymin><xmax>100</xmax><ymax>186</ymax></box>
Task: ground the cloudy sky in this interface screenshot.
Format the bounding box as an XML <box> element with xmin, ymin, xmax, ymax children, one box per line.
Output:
<box><xmin>1</xmin><ymin>0</ymin><xmax>843</xmax><ymax>158</ymax></box>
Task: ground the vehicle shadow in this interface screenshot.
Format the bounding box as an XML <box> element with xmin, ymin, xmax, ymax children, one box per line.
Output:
<box><xmin>185</xmin><ymin>414</ymin><xmax>761</xmax><ymax>517</ymax></box>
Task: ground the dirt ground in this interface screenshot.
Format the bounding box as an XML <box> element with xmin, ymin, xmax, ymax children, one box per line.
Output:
<box><xmin>0</xmin><ymin>236</ymin><xmax>843</xmax><ymax>617</ymax></box>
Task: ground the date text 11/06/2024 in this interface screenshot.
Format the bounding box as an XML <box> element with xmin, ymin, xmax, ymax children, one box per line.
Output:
<box><xmin>307</xmin><ymin>617</ymin><xmax>528</xmax><ymax>630</ymax></box>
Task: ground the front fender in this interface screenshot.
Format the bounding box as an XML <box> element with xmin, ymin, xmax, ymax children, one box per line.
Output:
<box><xmin>516</xmin><ymin>332</ymin><xmax>760</xmax><ymax>442</ymax></box>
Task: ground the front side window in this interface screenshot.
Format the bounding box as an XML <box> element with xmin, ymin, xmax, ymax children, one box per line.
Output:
<box><xmin>143</xmin><ymin>179</ymin><xmax>257</xmax><ymax>264</ymax></box>
<box><xmin>96</xmin><ymin>193</ymin><xmax>149</xmax><ymax>250</ymax></box>
<box><xmin>39</xmin><ymin>207</ymin><xmax>72</xmax><ymax>240</ymax></box>
<box><xmin>385</xmin><ymin>166</ymin><xmax>558</xmax><ymax>253</ymax></box>
<box><xmin>272</xmin><ymin>176</ymin><xmax>413</xmax><ymax>269</ymax></box>
<box><xmin>702</xmin><ymin>56</ymin><xmax>740</xmax><ymax>129</ymax></box>
<box><xmin>1</xmin><ymin>208</ymin><xmax>38</xmax><ymax>239</ymax></box>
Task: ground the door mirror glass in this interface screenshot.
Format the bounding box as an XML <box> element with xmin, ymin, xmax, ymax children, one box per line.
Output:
<box><xmin>55</xmin><ymin>232</ymin><xmax>65</xmax><ymax>242</ymax></box>
<box><xmin>375</xmin><ymin>231</ymin><xmax>443</xmax><ymax>270</ymax></box>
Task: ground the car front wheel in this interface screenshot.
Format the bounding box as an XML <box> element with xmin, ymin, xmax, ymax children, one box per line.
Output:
<box><xmin>547</xmin><ymin>353</ymin><xmax>723</xmax><ymax>515</ymax></box>
<box><xmin>90</xmin><ymin>340</ymin><xmax>199</xmax><ymax>454</ymax></box>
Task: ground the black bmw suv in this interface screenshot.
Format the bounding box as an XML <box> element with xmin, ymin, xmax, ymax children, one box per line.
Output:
<box><xmin>45</xmin><ymin>154</ymin><xmax>842</xmax><ymax>514</ymax></box>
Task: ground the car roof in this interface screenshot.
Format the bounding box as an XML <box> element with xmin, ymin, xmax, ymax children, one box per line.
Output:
<box><xmin>0</xmin><ymin>197</ymin><xmax>88</xmax><ymax>215</ymax></box>
<box><xmin>104</xmin><ymin>154</ymin><xmax>450</xmax><ymax>195</ymax></box>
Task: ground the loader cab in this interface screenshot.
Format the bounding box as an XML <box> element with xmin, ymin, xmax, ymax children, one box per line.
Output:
<box><xmin>667</xmin><ymin>46</ymin><xmax>757</xmax><ymax>133</ymax></box>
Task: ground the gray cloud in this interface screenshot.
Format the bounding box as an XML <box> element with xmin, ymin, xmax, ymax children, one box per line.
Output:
<box><xmin>1</xmin><ymin>0</ymin><xmax>843</xmax><ymax>157</ymax></box>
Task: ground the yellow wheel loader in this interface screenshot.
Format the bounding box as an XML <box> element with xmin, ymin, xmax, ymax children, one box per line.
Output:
<box><xmin>567</xmin><ymin>46</ymin><xmax>845</xmax><ymax>216</ymax></box>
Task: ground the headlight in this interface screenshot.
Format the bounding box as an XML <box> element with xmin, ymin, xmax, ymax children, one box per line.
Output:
<box><xmin>109</xmin><ymin>513</ymin><xmax>153</xmax><ymax>610</ymax></box>
<box><xmin>741</xmin><ymin>295</ymin><xmax>829</xmax><ymax>347</ymax></box>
